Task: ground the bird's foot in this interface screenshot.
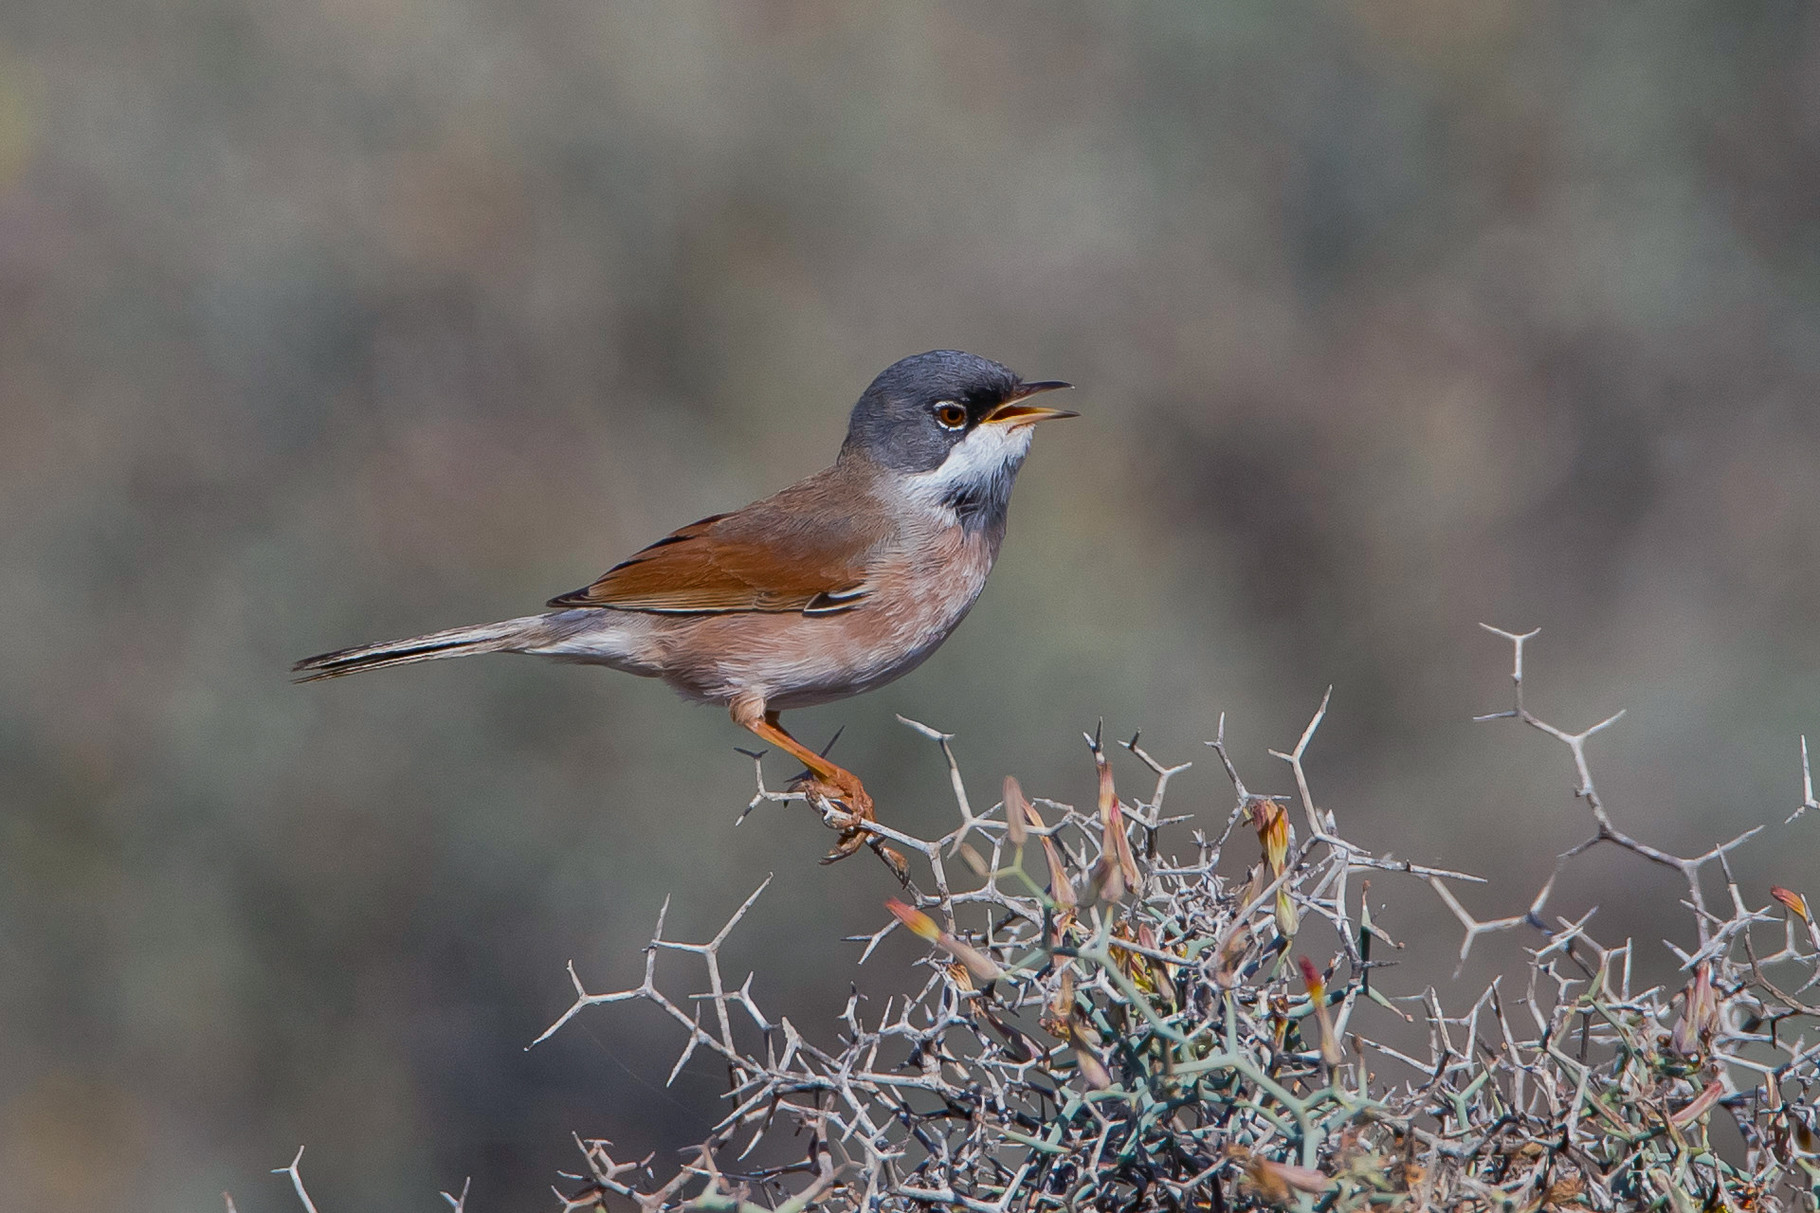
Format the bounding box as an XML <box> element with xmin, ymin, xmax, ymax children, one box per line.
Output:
<box><xmin>791</xmin><ymin>773</ymin><xmax>908</xmax><ymax>884</ymax></box>
<box><xmin>789</xmin><ymin>769</ymin><xmax>874</xmax><ymax>822</ymax></box>
<box><xmin>819</xmin><ymin>830</ymin><xmax>909</xmax><ymax>885</ymax></box>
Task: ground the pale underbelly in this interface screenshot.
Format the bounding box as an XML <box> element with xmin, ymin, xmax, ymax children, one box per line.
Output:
<box><xmin>658</xmin><ymin>588</ymin><xmax>984</xmax><ymax>709</ymax></box>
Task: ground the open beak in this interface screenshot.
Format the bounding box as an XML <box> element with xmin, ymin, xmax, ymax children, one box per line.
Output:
<box><xmin>982</xmin><ymin>380</ymin><xmax>1078</xmax><ymax>427</ymax></box>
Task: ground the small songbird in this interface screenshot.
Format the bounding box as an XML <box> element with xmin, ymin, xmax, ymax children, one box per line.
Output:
<box><xmin>294</xmin><ymin>350</ymin><xmax>1075</xmax><ymax>866</ymax></box>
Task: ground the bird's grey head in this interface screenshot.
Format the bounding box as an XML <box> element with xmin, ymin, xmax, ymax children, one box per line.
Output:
<box><xmin>841</xmin><ymin>350</ymin><xmax>1075</xmax><ymax>533</ymax></box>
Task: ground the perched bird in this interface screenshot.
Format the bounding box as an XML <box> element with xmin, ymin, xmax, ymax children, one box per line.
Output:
<box><xmin>295</xmin><ymin>350</ymin><xmax>1076</xmax><ymax>868</ymax></box>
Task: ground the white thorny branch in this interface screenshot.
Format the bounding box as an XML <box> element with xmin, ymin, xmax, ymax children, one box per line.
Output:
<box><xmin>260</xmin><ymin>626</ymin><xmax>1819</xmax><ymax>1212</ymax></box>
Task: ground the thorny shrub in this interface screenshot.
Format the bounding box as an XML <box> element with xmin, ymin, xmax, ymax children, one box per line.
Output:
<box><xmin>276</xmin><ymin>629</ymin><xmax>1820</xmax><ymax>1212</ymax></box>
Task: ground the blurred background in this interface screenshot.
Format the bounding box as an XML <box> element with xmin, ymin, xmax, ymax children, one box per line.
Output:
<box><xmin>3</xmin><ymin>2</ymin><xmax>1819</xmax><ymax>1208</ymax></box>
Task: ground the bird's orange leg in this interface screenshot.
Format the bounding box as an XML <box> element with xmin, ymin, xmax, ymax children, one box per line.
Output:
<box><xmin>731</xmin><ymin>699</ymin><xmax>904</xmax><ymax>880</ymax></box>
<box><xmin>747</xmin><ymin>709</ymin><xmax>874</xmax><ymax>822</ymax></box>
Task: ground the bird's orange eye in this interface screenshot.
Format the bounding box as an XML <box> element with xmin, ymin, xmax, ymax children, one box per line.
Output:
<box><xmin>935</xmin><ymin>403</ymin><xmax>967</xmax><ymax>430</ymax></box>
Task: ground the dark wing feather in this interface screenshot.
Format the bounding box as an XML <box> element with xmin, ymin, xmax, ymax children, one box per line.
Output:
<box><xmin>546</xmin><ymin>477</ymin><xmax>881</xmax><ymax>614</ymax></box>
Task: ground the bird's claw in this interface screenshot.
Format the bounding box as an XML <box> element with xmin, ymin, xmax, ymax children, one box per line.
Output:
<box><xmin>793</xmin><ymin>775</ymin><xmax>906</xmax><ymax>884</ymax></box>
<box><xmin>788</xmin><ymin>774</ymin><xmax>874</xmax><ymax>824</ymax></box>
<box><xmin>817</xmin><ymin>832</ymin><xmax>909</xmax><ymax>886</ymax></box>
<box><xmin>873</xmin><ymin>841</ymin><xmax>910</xmax><ymax>885</ymax></box>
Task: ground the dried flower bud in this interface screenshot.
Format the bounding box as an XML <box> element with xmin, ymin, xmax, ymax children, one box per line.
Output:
<box><xmin>1772</xmin><ymin>885</ymin><xmax>1810</xmax><ymax>920</ymax></box>
<box><xmin>1299</xmin><ymin>956</ymin><xmax>1342</xmax><ymax>1066</ymax></box>
<box><xmin>1002</xmin><ymin>776</ymin><xmax>1030</xmax><ymax>846</ymax></box>
<box><xmin>1247</xmin><ymin>798</ymin><xmax>1297</xmax><ymax>935</ymax></box>
<box><xmin>1238</xmin><ymin>1150</ymin><xmax>1333</xmax><ymax>1203</ymax></box>
<box><xmin>886</xmin><ymin>899</ymin><xmax>1003</xmax><ymax>983</ymax></box>
<box><xmin>1088</xmin><ymin>853</ymin><xmax>1127</xmax><ymax>905</ymax></box>
<box><xmin>1094</xmin><ymin>739</ymin><xmax>1142</xmax><ymax>894</ymax></box>
<box><xmin>1670</xmin><ymin>962</ymin><xmax>1718</xmax><ymax>1058</ymax></box>
<box><xmin>1074</xmin><ymin>1043</ymin><xmax>1113</xmax><ymax>1090</ymax></box>
<box><xmin>1274</xmin><ymin>887</ymin><xmax>1299</xmax><ymax>939</ymax></box>
<box><xmin>1112</xmin><ymin>921</ymin><xmax>1175</xmax><ymax>1009</ymax></box>
<box><xmin>979</xmin><ymin>1004</ymin><xmax>1037</xmax><ymax>1064</ymax></box>
<box><xmin>1247</xmin><ymin>797</ymin><xmax>1291</xmax><ymax>876</ymax></box>
<box><xmin>1669</xmin><ymin>1079</ymin><xmax>1724</xmax><ymax>1128</ymax></box>
<box><xmin>943</xmin><ymin>938</ymin><xmax>1004</xmax><ymax>985</ymax></box>
<box><xmin>1212</xmin><ymin>923</ymin><xmax>1251</xmax><ymax>989</ymax></box>
<box><xmin>886</xmin><ymin>899</ymin><xmax>941</xmax><ymax>944</ymax></box>
<box><xmin>1015</xmin><ymin>797</ymin><xmax>1077</xmax><ymax>910</ymax></box>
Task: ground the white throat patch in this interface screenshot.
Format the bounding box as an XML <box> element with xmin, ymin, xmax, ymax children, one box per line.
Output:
<box><xmin>897</xmin><ymin>423</ymin><xmax>1034</xmax><ymax>511</ymax></box>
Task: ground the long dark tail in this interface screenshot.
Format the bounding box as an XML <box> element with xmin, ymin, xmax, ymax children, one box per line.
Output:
<box><xmin>292</xmin><ymin>614</ymin><xmax>553</xmax><ymax>682</ymax></box>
